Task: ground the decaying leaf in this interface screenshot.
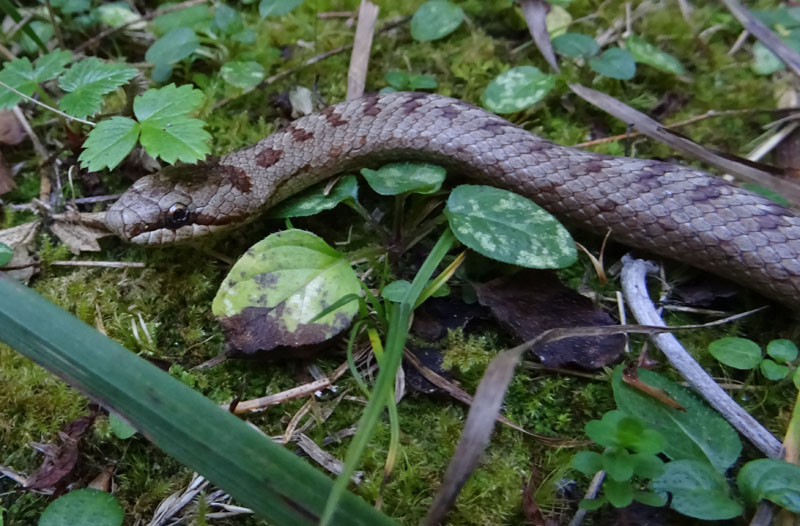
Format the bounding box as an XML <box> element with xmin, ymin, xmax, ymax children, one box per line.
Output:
<box><xmin>475</xmin><ymin>270</ymin><xmax>625</xmax><ymax>369</ymax></box>
<box><xmin>0</xmin><ymin>221</ymin><xmax>40</xmax><ymax>282</ymax></box>
<box><xmin>25</xmin><ymin>413</ymin><xmax>96</xmax><ymax>491</ymax></box>
<box><xmin>0</xmin><ymin>108</ymin><xmax>26</xmax><ymax>145</ymax></box>
<box><xmin>212</xmin><ymin>230</ymin><xmax>361</xmax><ymax>354</ymax></box>
<box><xmin>0</xmin><ymin>150</ymin><xmax>14</xmax><ymax>195</ymax></box>
<box><xmin>49</xmin><ymin>211</ymin><xmax>113</xmax><ymax>254</ymax></box>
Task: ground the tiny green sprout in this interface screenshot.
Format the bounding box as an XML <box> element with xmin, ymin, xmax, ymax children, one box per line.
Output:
<box><xmin>709</xmin><ymin>337</ymin><xmax>799</xmax><ymax>383</ymax></box>
<box><xmin>573</xmin><ymin>410</ymin><xmax>666</xmax><ymax>509</ymax></box>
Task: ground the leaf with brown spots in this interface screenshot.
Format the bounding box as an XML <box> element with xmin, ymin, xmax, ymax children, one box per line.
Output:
<box><xmin>212</xmin><ymin>230</ymin><xmax>361</xmax><ymax>354</ymax></box>
<box><xmin>475</xmin><ymin>270</ymin><xmax>625</xmax><ymax>369</ymax></box>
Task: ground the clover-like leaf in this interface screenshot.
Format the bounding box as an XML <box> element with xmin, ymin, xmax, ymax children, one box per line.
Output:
<box><xmin>78</xmin><ymin>117</ymin><xmax>139</xmax><ymax>172</ymax></box>
<box><xmin>767</xmin><ymin>339</ymin><xmax>798</xmax><ymax>363</ymax></box>
<box><xmin>361</xmin><ymin>163</ymin><xmax>445</xmax><ymax>195</ymax></box>
<box><xmin>445</xmin><ymin>185</ymin><xmax>576</xmax><ymax>269</ymax></box>
<box><xmin>481</xmin><ymin>66</ymin><xmax>555</xmax><ymax>114</ymax></box>
<box><xmin>58</xmin><ymin>58</ymin><xmax>139</xmax><ymax>118</ymax></box>
<box><xmin>709</xmin><ymin>337</ymin><xmax>762</xmax><ymax>370</ymax></box>
<box><xmin>212</xmin><ymin>230</ymin><xmax>361</xmax><ymax>353</ymax></box>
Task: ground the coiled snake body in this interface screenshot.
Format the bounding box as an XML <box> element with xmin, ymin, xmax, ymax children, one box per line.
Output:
<box><xmin>106</xmin><ymin>92</ymin><xmax>800</xmax><ymax>308</ymax></box>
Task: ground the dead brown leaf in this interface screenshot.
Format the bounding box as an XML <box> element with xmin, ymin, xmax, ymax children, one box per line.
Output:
<box><xmin>49</xmin><ymin>211</ymin><xmax>113</xmax><ymax>254</ymax></box>
<box><xmin>475</xmin><ymin>270</ymin><xmax>625</xmax><ymax>369</ymax></box>
<box><xmin>0</xmin><ymin>150</ymin><xmax>14</xmax><ymax>195</ymax></box>
<box><xmin>24</xmin><ymin>413</ymin><xmax>96</xmax><ymax>491</ymax></box>
<box><xmin>0</xmin><ymin>221</ymin><xmax>40</xmax><ymax>282</ymax></box>
<box><xmin>0</xmin><ymin>109</ymin><xmax>25</xmax><ymax>145</ymax></box>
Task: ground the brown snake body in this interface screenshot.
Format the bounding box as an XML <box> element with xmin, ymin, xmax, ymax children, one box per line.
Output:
<box><xmin>106</xmin><ymin>92</ymin><xmax>800</xmax><ymax>308</ymax></box>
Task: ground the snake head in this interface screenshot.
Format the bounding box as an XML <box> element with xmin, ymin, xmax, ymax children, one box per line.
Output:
<box><xmin>106</xmin><ymin>161</ymin><xmax>252</xmax><ymax>245</ymax></box>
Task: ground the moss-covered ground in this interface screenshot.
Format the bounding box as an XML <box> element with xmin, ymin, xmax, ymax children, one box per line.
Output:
<box><xmin>1</xmin><ymin>0</ymin><xmax>799</xmax><ymax>524</ymax></box>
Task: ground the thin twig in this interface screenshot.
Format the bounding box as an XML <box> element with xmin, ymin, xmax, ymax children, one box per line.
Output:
<box><xmin>73</xmin><ymin>0</ymin><xmax>208</xmax><ymax>54</ymax></box>
<box><xmin>49</xmin><ymin>260</ymin><xmax>145</xmax><ymax>268</ymax></box>
<box><xmin>346</xmin><ymin>0</ymin><xmax>379</xmax><ymax>100</ymax></box>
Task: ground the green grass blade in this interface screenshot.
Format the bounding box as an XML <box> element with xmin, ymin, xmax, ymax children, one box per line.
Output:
<box><xmin>0</xmin><ymin>0</ymin><xmax>48</xmax><ymax>53</ymax></box>
<box><xmin>0</xmin><ymin>277</ymin><xmax>396</xmax><ymax>526</ymax></box>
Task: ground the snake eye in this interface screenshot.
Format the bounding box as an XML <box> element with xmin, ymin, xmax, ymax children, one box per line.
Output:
<box><xmin>165</xmin><ymin>203</ymin><xmax>191</xmax><ymax>229</ymax></box>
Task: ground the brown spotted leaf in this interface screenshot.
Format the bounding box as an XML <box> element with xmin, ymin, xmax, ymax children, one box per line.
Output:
<box><xmin>475</xmin><ymin>270</ymin><xmax>624</xmax><ymax>369</ymax></box>
<box><xmin>212</xmin><ymin>229</ymin><xmax>361</xmax><ymax>354</ymax></box>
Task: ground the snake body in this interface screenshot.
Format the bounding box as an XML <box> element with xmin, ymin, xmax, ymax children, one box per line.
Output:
<box><xmin>106</xmin><ymin>92</ymin><xmax>800</xmax><ymax>308</ymax></box>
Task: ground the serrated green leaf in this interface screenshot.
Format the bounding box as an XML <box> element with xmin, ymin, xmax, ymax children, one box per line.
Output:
<box><xmin>738</xmin><ymin>459</ymin><xmax>800</xmax><ymax>512</ymax></box>
<box><xmin>612</xmin><ymin>367</ymin><xmax>741</xmax><ymax>472</ymax></box>
<box><xmin>552</xmin><ymin>33</ymin><xmax>599</xmax><ymax>58</ymax></box>
<box><xmin>709</xmin><ymin>337</ymin><xmax>762</xmax><ymax>370</ymax></box>
<box><xmin>589</xmin><ymin>48</ymin><xmax>636</xmax><ymax>79</ymax></box>
<box><xmin>625</xmin><ymin>35</ymin><xmax>685</xmax><ymax>75</ymax></box>
<box><xmin>145</xmin><ymin>27</ymin><xmax>199</xmax><ymax>67</ymax></box>
<box><xmin>481</xmin><ymin>66</ymin><xmax>555</xmax><ymax>114</ymax></box>
<box><xmin>361</xmin><ymin>163</ymin><xmax>445</xmax><ymax>195</ymax></box>
<box><xmin>58</xmin><ymin>59</ymin><xmax>138</xmax><ymax>119</ymax></box>
<box><xmin>78</xmin><ymin>116</ymin><xmax>139</xmax><ymax>171</ymax></box>
<box><xmin>220</xmin><ymin>61</ymin><xmax>265</xmax><ymax>89</ymax></box>
<box><xmin>269</xmin><ymin>175</ymin><xmax>359</xmax><ymax>218</ymax></box>
<box><xmin>767</xmin><ymin>339</ymin><xmax>798</xmax><ymax>363</ymax></box>
<box><xmin>652</xmin><ymin>460</ymin><xmax>743</xmax><ymax>520</ymax></box>
<box><xmin>411</xmin><ymin>0</ymin><xmax>464</xmax><ymax>41</ymax></box>
<box><xmin>139</xmin><ymin>116</ymin><xmax>210</xmax><ymax>165</ymax></box>
<box><xmin>212</xmin><ymin>230</ymin><xmax>360</xmax><ymax>353</ymax></box>
<box><xmin>39</xmin><ymin>489</ymin><xmax>123</xmax><ymax>526</ymax></box>
<box><xmin>0</xmin><ymin>242</ymin><xmax>12</xmax><ymax>266</ymax></box>
<box><xmin>133</xmin><ymin>84</ymin><xmax>205</xmax><ymax>122</ymax></box>
<box><xmin>445</xmin><ymin>185</ymin><xmax>576</xmax><ymax>269</ymax></box>
<box><xmin>0</xmin><ymin>50</ymin><xmax>72</xmax><ymax>109</ymax></box>
<box><xmin>259</xmin><ymin>0</ymin><xmax>303</xmax><ymax>18</ymax></box>
<box><xmin>33</xmin><ymin>49</ymin><xmax>73</xmax><ymax>81</ymax></box>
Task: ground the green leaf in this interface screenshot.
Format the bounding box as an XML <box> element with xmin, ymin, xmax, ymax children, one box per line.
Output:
<box><xmin>445</xmin><ymin>184</ymin><xmax>577</xmax><ymax>269</ymax></box>
<box><xmin>78</xmin><ymin>117</ymin><xmax>139</xmax><ymax>172</ymax></box>
<box><xmin>259</xmin><ymin>0</ymin><xmax>303</xmax><ymax>18</ymax></box>
<box><xmin>18</xmin><ymin>21</ymin><xmax>53</xmax><ymax>54</ymax></box>
<box><xmin>612</xmin><ymin>367</ymin><xmax>741</xmax><ymax>472</ymax></box>
<box><xmin>139</xmin><ymin>116</ymin><xmax>211</xmax><ymax>165</ymax></box>
<box><xmin>631</xmin><ymin>453</ymin><xmax>665</xmax><ymax>479</ymax></box>
<box><xmin>145</xmin><ymin>27</ymin><xmax>199</xmax><ymax>67</ymax></box>
<box><xmin>410</xmin><ymin>0</ymin><xmax>464</xmax><ymax>41</ymax></box>
<box><xmin>214</xmin><ymin>4</ymin><xmax>243</xmax><ymax>34</ymax></box>
<box><xmin>0</xmin><ymin>242</ymin><xmax>12</xmax><ymax>266</ymax></box>
<box><xmin>133</xmin><ymin>84</ymin><xmax>205</xmax><ymax>122</ymax></box>
<box><xmin>652</xmin><ymin>460</ymin><xmax>743</xmax><ymax>520</ymax></box>
<box><xmin>760</xmin><ymin>359</ymin><xmax>790</xmax><ymax>381</ymax></box>
<box><xmin>585</xmin><ymin>410</ymin><xmax>625</xmax><ymax>448</ymax></box>
<box><xmin>709</xmin><ymin>337</ymin><xmax>763</xmax><ymax>370</ymax></box>
<box><xmin>0</xmin><ymin>50</ymin><xmax>72</xmax><ymax>109</ymax></box>
<box><xmin>96</xmin><ymin>3</ymin><xmax>140</xmax><ymax>28</ymax></box>
<box><xmin>0</xmin><ymin>0</ymin><xmax>47</xmax><ymax>52</ymax></box>
<box><xmin>578</xmin><ymin>497</ymin><xmax>605</xmax><ymax>510</ymax></box>
<box><xmin>211</xmin><ymin>230</ymin><xmax>361</xmax><ymax>352</ymax></box>
<box><xmin>767</xmin><ymin>339</ymin><xmax>798</xmax><ymax>363</ymax></box>
<box><xmin>481</xmin><ymin>66</ymin><xmax>556</xmax><ymax>114</ymax></box>
<box><xmin>152</xmin><ymin>4</ymin><xmax>212</xmax><ymax>35</ymax></box>
<box><xmin>795</xmin><ymin>367</ymin><xmax>800</xmax><ymax>389</ymax></box>
<box><xmin>220</xmin><ymin>61</ymin><xmax>265</xmax><ymax>89</ymax></box>
<box><xmin>752</xmin><ymin>34</ymin><xmax>800</xmax><ymax>75</ymax></box>
<box><xmin>552</xmin><ymin>33</ymin><xmax>599</xmax><ymax>58</ymax></box>
<box><xmin>38</xmin><ymin>489</ymin><xmax>123</xmax><ymax>526</ymax></box>
<box><xmin>361</xmin><ymin>163</ymin><xmax>445</xmax><ymax>195</ymax></box>
<box><xmin>384</xmin><ymin>71</ymin><xmax>437</xmax><ymax>91</ymax></box>
<box><xmin>603</xmin><ymin>479</ymin><xmax>633</xmax><ymax>508</ymax></box>
<box><xmin>602</xmin><ymin>448</ymin><xmax>634</xmax><ymax>482</ymax></box>
<box><xmin>380</xmin><ymin>281</ymin><xmax>410</xmax><ymax>303</ymax></box>
<box><xmin>625</xmin><ymin>35</ymin><xmax>685</xmax><ymax>75</ymax></box>
<box><xmin>269</xmin><ymin>175</ymin><xmax>358</xmax><ymax>218</ymax></box>
<box><xmin>58</xmin><ymin>59</ymin><xmax>139</xmax><ymax>119</ymax></box>
<box><xmin>738</xmin><ymin>459</ymin><xmax>800</xmax><ymax>512</ymax></box>
<box><xmin>589</xmin><ymin>48</ymin><xmax>636</xmax><ymax>79</ymax></box>
<box><xmin>633</xmin><ymin>491</ymin><xmax>667</xmax><ymax>507</ymax></box>
<box><xmin>109</xmin><ymin>412</ymin><xmax>137</xmax><ymax>439</ymax></box>
<box><xmin>572</xmin><ymin>451</ymin><xmax>603</xmax><ymax>475</ymax></box>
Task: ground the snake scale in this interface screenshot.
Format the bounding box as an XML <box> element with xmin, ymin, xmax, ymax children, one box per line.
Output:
<box><xmin>106</xmin><ymin>92</ymin><xmax>800</xmax><ymax>309</ymax></box>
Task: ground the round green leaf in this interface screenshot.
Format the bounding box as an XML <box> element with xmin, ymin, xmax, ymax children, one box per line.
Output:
<box><xmin>603</xmin><ymin>479</ymin><xmax>634</xmax><ymax>508</ymax></box>
<box><xmin>445</xmin><ymin>185</ymin><xmax>576</xmax><ymax>269</ymax></box>
<box><xmin>760</xmin><ymin>359</ymin><xmax>789</xmax><ymax>381</ymax></box>
<box><xmin>481</xmin><ymin>66</ymin><xmax>556</xmax><ymax>114</ymax></box>
<box><xmin>0</xmin><ymin>242</ymin><xmax>13</xmax><ymax>266</ymax></box>
<box><xmin>572</xmin><ymin>451</ymin><xmax>603</xmax><ymax>475</ymax></box>
<box><xmin>625</xmin><ymin>35</ymin><xmax>685</xmax><ymax>75</ymax></box>
<box><xmin>652</xmin><ymin>460</ymin><xmax>743</xmax><ymax>520</ymax></box>
<box><xmin>708</xmin><ymin>337</ymin><xmax>762</xmax><ymax>370</ymax></box>
<box><xmin>269</xmin><ymin>175</ymin><xmax>358</xmax><ymax>218</ymax></box>
<box><xmin>211</xmin><ymin>230</ymin><xmax>360</xmax><ymax>352</ymax></box>
<box><xmin>381</xmin><ymin>280</ymin><xmax>412</xmax><ymax>303</ymax></box>
<box><xmin>767</xmin><ymin>339</ymin><xmax>798</xmax><ymax>363</ymax></box>
<box><xmin>552</xmin><ymin>33</ymin><xmax>599</xmax><ymax>58</ymax></box>
<box><xmin>220</xmin><ymin>61</ymin><xmax>265</xmax><ymax>89</ymax></box>
<box><xmin>39</xmin><ymin>489</ymin><xmax>123</xmax><ymax>526</ymax></box>
<box><xmin>739</xmin><ymin>458</ymin><xmax>800</xmax><ymax>512</ymax></box>
<box><xmin>360</xmin><ymin>163</ymin><xmax>445</xmax><ymax>195</ymax></box>
<box><xmin>410</xmin><ymin>0</ymin><xmax>464</xmax><ymax>42</ymax></box>
<box><xmin>145</xmin><ymin>27</ymin><xmax>199</xmax><ymax>66</ymax></box>
<box><xmin>589</xmin><ymin>48</ymin><xmax>636</xmax><ymax>79</ymax></box>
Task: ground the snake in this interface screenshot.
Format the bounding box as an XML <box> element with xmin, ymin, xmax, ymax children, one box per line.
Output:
<box><xmin>105</xmin><ymin>92</ymin><xmax>800</xmax><ymax>309</ymax></box>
